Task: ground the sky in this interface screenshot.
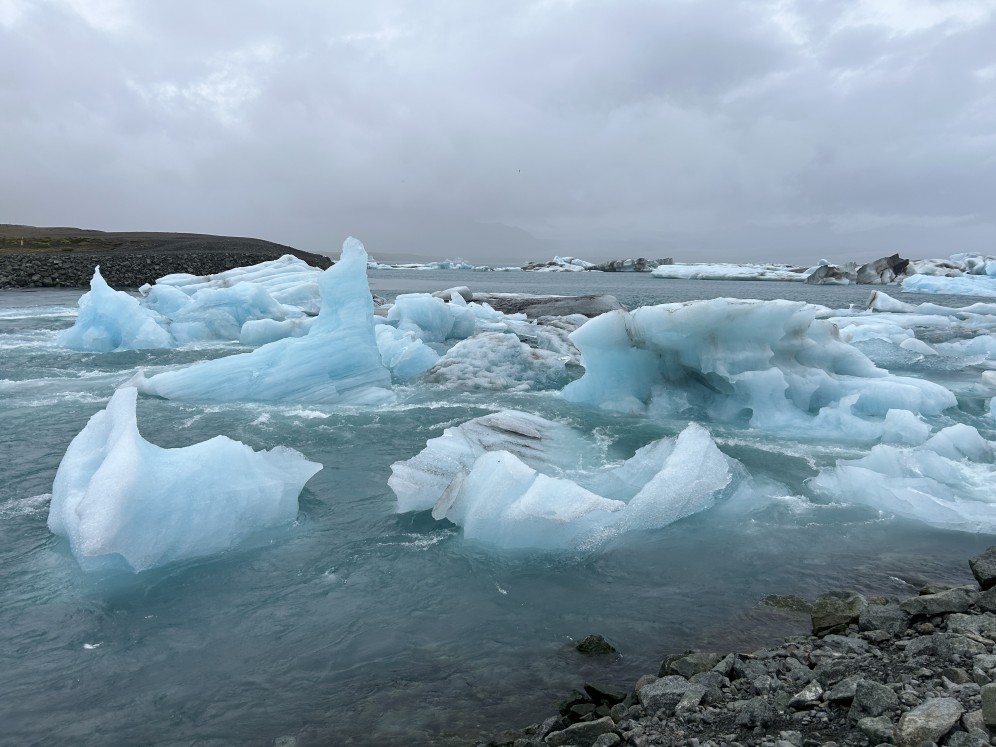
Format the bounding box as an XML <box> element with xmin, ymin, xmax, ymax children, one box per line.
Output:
<box><xmin>0</xmin><ymin>0</ymin><xmax>994</xmax><ymax>263</ymax></box>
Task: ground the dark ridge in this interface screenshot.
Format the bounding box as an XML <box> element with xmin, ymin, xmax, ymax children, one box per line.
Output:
<box><xmin>0</xmin><ymin>225</ymin><xmax>332</xmax><ymax>288</ymax></box>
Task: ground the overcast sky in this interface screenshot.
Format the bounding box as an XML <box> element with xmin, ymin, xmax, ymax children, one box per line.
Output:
<box><xmin>1</xmin><ymin>0</ymin><xmax>994</xmax><ymax>262</ymax></box>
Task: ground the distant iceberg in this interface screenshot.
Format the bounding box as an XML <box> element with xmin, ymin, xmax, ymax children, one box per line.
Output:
<box><xmin>902</xmin><ymin>273</ymin><xmax>996</xmax><ymax>298</ymax></box>
<box><xmin>651</xmin><ymin>262</ymin><xmax>810</xmax><ymax>281</ymax></box>
<box><xmin>390</xmin><ymin>411</ymin><xmax>741</xmax><ymax>550</ymax></box>
<box><xmin>135</xmin><ymin>238</ymin><xmax>395</xmax><ymax>404</ymax></box>
<box><xmin>562</xmin><ymin>298</ymin><xmax>956</xmax><ymax>440</ymax></box>
<box><xmin>48</xmin><ymin>387</ymin><xmax>322</xmax><ymax>572</ymax></box>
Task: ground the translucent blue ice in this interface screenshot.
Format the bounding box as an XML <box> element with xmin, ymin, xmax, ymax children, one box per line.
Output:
<box><xmin>47</xmin><ymin>387</ymin><xmax>322</xmax><ymax>572</ymax></box>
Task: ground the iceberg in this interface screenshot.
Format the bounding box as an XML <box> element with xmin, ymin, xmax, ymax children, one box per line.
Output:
<box><xmin>422</xmin><ymin>332</ymin><xmax>570</xmax><ymax>391</ymax></box>
<box><xmin>386</xmin><ymin>292</ymin><xmax>477</xmax><ymax>344</ymax></box>
<box><xmin>135</xmin><ymin>238</ymin><xmax>395</xmax><ymax>404</ymax></box>
<box><xmin>651</xmin><ymin>262</ymin><xmax>809</xmax><ymax>281</ymax></box>
<box><xmin>56</xmin><ymin>266</ymin><xmax>173</xmax><ymax>352</ymax></box>
<box><xmin>47</xmin><ymin>387</ymin><xmax>322</xmax><ymax>572</ymax></box>
<box><xmin>390</xmin><ymin>412</ymin><xmax>740</xmax><ymax>550</ymax></box>
<box><xmin>810</xmin><ymin>424</ymin><xmax>996</xmax><ymax>533</ymax></box>
<box><xmin>902</xmin><ymin>273</ymin><xmax>996</xmax><ymax>298</ymax></box>
<box><xmin>149</xmin><ymin>254</ymin><xmax>324</xmax><ymax>314</ymax></box>
<box><xmin>562</xmin><ymin>298</ymin><xmax>956</xmax><ymax>439</ymax></box>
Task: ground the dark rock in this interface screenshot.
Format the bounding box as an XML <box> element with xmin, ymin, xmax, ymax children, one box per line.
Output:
<box><xmin>812</xmin><ymin>593</ymin><xmax>867</xmax><ymax>636</ymax></box>
<box><xmin>788</xmin><ymin>681</ymin><xmax>824</xmax><ymax>710</ymax></box>
<box><xmin>894</xmin><ymin>698</ymin><xmax>963</xmax><ymax>747</ymax></box>
<box><xmin>735</xmin><ymin>696</ymin><xmax>777</xmax><ymax>728</ymax></box>
<box><xmin>857</xmin><ymin>715</ymin><xmax>894</xmax><ymax>744</ymax></box>
<box><xmin>584</xmin><ymin>683</ymin><xmax>628</xmax><ymax>707</ymax></box>
<box><xmin>969</xmin><ymin>547</ymin><xmax>996</xmax><ymax>590</ymax></box>
<box><xmin>591</xmin><ymin>258</ymin><xmax>672</xmax><ymax>273</ymax></box>
<box><xmin>545</xmin><ymin>716</ymin><xmax>617</xmax><ymax>747</ymax></box>
<box><xmin>860</xmin><ymin>602</ymin><xmax>911</xmax><ymax>635</ymax></box>
<box><xmin>980</xmin><ymin>683</ymin><xmax>996</xmax><ymax>726</ymax></box>
<box><xmin>638</xmin><ymin>676</ymin><xmax>695</xmax><ymax>715</ymax></box>
<box><xmin>575</xmin><ymin>635</ymin><xmax>618</xmax><ymax>656</ymax></box>
<box><xmin>848</xmin><ymin>680</ymin><xmax>900</xmax><ymax>720</ymax></box>
<box><xmin>901</xmin><ymin>588</ymin><xmax>977</xmax><ymax>618</ymax></box>
<box><xmin>973</xmin><ymin>587</ymin><xmax>996</xmax><ymax>612</ymax></box>
<box><xmin>664</xmin><ymin>652</ymin><xmax>724</xmax><ymax>679</ymax></box>
<box><xmin>826</xmin><ymin>675</ymin><xmax>864</xmax><ymax>703</ymax></box>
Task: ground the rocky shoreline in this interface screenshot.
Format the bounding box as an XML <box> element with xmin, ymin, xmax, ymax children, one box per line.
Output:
<box><xmin>0</xmin><ymin>226</ymin><xmax>331</xmax><ymax>289</ymax></box>
<box><xmin>483</xmin><ymin>547</ymin><xmax>996</xmax><ymax>747</ymax></box>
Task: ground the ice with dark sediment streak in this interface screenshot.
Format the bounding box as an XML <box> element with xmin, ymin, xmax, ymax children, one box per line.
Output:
<box><xmin>390</xmin><ymin>411</ymin><xmax>740</xmax><ymax>550</ymax></box>
<box><xmin>134</xmin><ymin>238</ymin><xmax>395</xmax><ymax>404</ymax></box>
<box><xmin>56</xmin><ymin>266</ymin><xmax>173</xmax><ymax>352</ymax></box>
<box><xmin>562</xmin><ymin>298</ymin><xmax>956</xmax><ymax>441</ymax></box>
<box><xmin>47</xmin><ymin>387</ymin><xmax>322</xmax><ymax>572</ymax></box>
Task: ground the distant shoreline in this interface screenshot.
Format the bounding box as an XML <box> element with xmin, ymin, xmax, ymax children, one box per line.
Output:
<box><xmin>0</xmin><ymin>225</ymin><xmax>332</xmax><ymax>289</ymax></box>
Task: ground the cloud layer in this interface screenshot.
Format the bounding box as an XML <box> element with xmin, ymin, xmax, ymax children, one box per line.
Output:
<box><xmin>1</xmin><ymin>0</ymin><xmax>994</xmax><ymax>262</ymax></box>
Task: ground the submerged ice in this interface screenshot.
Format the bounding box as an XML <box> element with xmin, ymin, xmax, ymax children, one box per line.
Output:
<box><xmin>47</xmin><ymin>387</ymin><xmax>322</xmax><ymax>572</ymax></box>
<box><xmin>390</xmin><ymin>411</ymin><xmax>740</xmax><ymax>549</ymax></box>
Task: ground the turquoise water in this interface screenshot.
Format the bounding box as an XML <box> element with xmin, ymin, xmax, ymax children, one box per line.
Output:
<box><xmin>1</xmin><ymin>274</ymin><xmax>993</xmax><ymax>746</ymax></box>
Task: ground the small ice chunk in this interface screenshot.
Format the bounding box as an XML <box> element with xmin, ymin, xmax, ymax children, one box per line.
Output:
<box><xmin>47</xmin><ymin>387</ymin><xmax>322</xmax><ymax>572</ymax></box>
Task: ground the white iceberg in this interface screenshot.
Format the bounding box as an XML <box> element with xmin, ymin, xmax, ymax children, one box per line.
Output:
<box><xmin>135</xmin><ymin>238</ymin><xmax>394</xmax><ymax>404</ymax></box>
<box><xmin>902</xmin><ymin>274</ymin><xmax>996</xmax><ymax>298</ymax></box>
<box><xmin>562</xmin><ymin>298</ymin><xmax>956</xmax><ymax>440</ymax></box>
<box><xmin>47</xmin><ymin>387</ymin><xmax>322</xmax><ymax>572</ymax></box>
<box><xmin>651</xmin><ymin>262</ymin><xmax>809</xmax><ymax>281</ymax></box>
<box><xmin>56</xmin><ymin>266</ymin><xmax>173</xmax><ymax>352</ymax></box>
<box><xmin>810</xmin><ymin>424</ymin><xmax>996</xmax><ymax>533</ymax></box>
<box><xmin>390</xmin><ymin>411</ymin><xmax>740</xmax><ymax>550</ymax></box>
<box><xmin>149</xmin><ymin>254</ymin><xmax>324</xmax><ymax>314</ymax></box>
<box><xmin>386</xmin><ymin>292</ymin><xmax>477</xmax><ymax>344</ymax></box>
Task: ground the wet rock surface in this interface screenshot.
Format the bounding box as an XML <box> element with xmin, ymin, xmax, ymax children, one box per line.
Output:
<box><xmin>481</xmin><ymin>547</ymin><xmax>996</xmax><ymax>747</ymax></box>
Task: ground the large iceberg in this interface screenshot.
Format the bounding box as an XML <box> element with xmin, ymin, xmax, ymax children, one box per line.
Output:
<box><xmin>390</xmin><ymin>411</ymin><xmax>740</xmax><ymax>550</ymax></box>
<box><xmin>562</xmin><ymin>298</ymin><xmax>956</xmax><ymax>439</ymax></box>
<box><xmin>148</xmin><ymin>254</ymin><xmax>324</xmax><ymax>314</ymax></box>
<box><xmin>56</xmin><ymin>266</ymin><xmax>173</xmax><ymax>352</ymax></box>
<box><xmin>811</xmin><ymin>424</ymin><xmax>996</xmax><ymax>533</ymax></box>
<box><xmin>47</xmin><ymin>387</ymin><xmax>322</xmax><ymax>572</ymax></box>
<box><xmin>135</xmin><ymin>238</ymin><xmax>394</xmax><ymax>404</ymax></box>
<box><xmin>902</xmin><ymin>273</ymin><xmax>996</xmax><ymax>298</ymax></box>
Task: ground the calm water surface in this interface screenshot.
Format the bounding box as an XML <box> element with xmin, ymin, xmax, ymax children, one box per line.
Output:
<box><xmin>1</xmin><ymin>274</ymin><xmax>992</xmax><ymax>746</ymax></box>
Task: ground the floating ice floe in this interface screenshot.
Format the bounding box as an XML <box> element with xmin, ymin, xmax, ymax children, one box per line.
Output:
<box><xmin>135</xmin><ymin>238</ymin><xmax>395</xmax><ymax>404</ymax></box>
<box><xmin>47</xmin><ymin>387</ymin><xmax>322</xmax><ymax>572</ymax></box>
<box><xmin>562</xmin><ymin>298</ymin><xmax>956</xmax><ymax>440</ymax></box>
<box><xmin>810</xmin><ymin>423</ymin><xmax>996</xmax><ymax>533</ymax></box>
<box><xmin>422</xmin><ymin>332</ymin><xmax>570</xmax><ymax>391</ymax></box>
<box><xmin>651</xmin><ymin>262</ymin><xmax>810</xmax><ymax>282</ymax></box>
<box><xmin>56</xmin><ymin>267</ymin><xmax>173</xmax><ymax>352</ymax></box>
<box><xmin>901</xmin><ymin>273</ymin><xmax>996</xmax><ymax>298</ymax></box>
<box><xmin>390</xmin><ymin>411</ymin><xmax>741</xmax><ymax>549</ymax></box>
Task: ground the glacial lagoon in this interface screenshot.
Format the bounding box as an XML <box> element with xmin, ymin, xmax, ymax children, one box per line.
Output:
<box><xmin>2</xmin><ymin>267</ymin><xmax>995</xmax><ymax>745</ymax></box>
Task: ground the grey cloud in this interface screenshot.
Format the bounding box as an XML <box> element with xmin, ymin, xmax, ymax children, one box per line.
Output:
<box><xmin>0</xmin><ymin>0</ymin><xmax>993</xmax><ymax>262</ymax></box>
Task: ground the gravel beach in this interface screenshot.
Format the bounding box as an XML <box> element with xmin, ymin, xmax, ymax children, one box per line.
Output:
<box><xmin>484</xmin><ymin>547</ymin><xmax>996</xmax><ymax>747</ymax></box>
